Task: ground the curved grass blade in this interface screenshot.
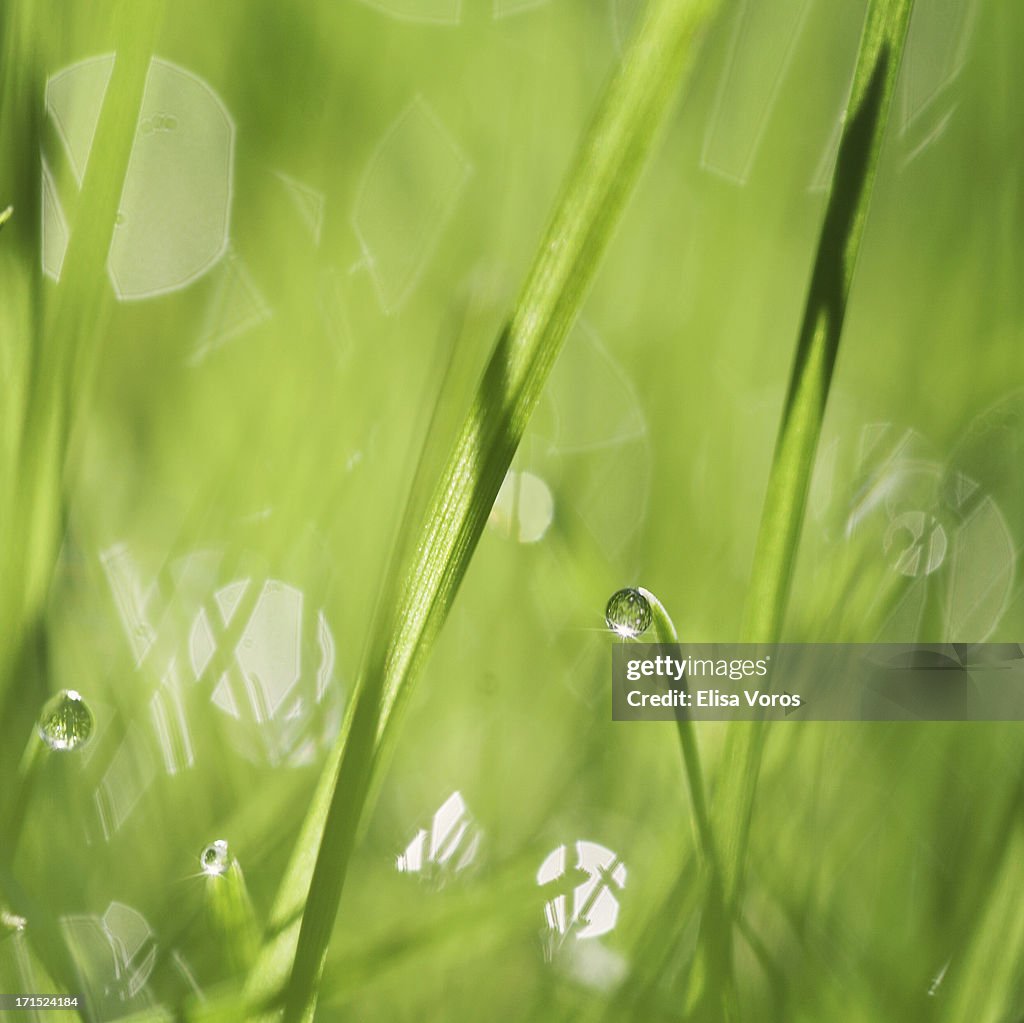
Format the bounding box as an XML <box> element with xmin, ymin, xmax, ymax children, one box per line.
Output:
<box><xmin>243</xmin><ymin>1</ymin><xmax>724</xmax><ymax>1018</ymax></box>
<box><xmin>717</xmin><ymin>0</ymin><xmax>916</xmax><ymax>924</ymax></box>
<box><xmin>638</xmin><ymin>587</ymin><xmax>719</xmax><ymax>873</ymax></box>
<box><xmin>638</xmin><ymin>587</ymin><xmax>734</xmax><ymax>1016</ymax></box>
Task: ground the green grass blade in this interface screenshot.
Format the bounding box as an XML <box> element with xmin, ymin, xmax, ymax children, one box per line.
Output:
<box><xmin>638</xmin><ymin>587</ymin><xmax>734</xmax><ymax>1015</ymax></box>
<box><xmin>638</xmin><ymin>588</ymin><xmax>720</xmax><ymax>876</ymax></box>
<box><xmin>206</xmin><ymin>861</ymin><xmax>261</xmax><ymax>977</ymax></box>
<box><xmin>941</xmin><ymin>824</ymin><xmax>1024</xmax><ymax>1020</ymax></box>
<box><xmin>10</xmin><ymin>0</ymin><xmax>163</xmax><ymax>633</ymax></box>
<box><xmin>717</xmin><ymin>0</ymin><xmax>915</xmax><ymax>926</ymax></box>
<box><xmin>0</xmin><ymin>5</ymin><xmax>163</xmax><ymax>1008</ymax></box>
<box><xmin>241</xmin><ymin>1</ymin><xmax>723</xmax><ymax>1018</ymax></box>
<box><xmin>743</xmin><ymin>0</ymin><xmax>916</xmax><ymax>644</ymax></box>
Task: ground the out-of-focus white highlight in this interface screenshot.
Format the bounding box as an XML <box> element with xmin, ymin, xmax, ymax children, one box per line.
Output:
<box><xmin>43</xmin><ymin>55</ymin><xmax>235</xmax><ymax>300</ymax></box>
<box><xmin>489</xmin><ymin>470</ymin><xmax>555</xmax><ymax>543</ymax></box>
<box><xmin>537</xmin><ymin>840</ymin><xmax>627</xmax><ymax>941</ymax></box>
<box><xmin>396</xmin><ymin>791</ymin><xmax>482</xmax><ymax>879</ymax></box>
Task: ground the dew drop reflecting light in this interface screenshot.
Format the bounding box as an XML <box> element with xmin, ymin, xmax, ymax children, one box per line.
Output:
<box><xmin>37</xmin><ymin>689</ymin><xmax>94</xmax><ymax>751</ymax></box>
<box><xmin>604</xmin><ymin>588</ymin><xmax>651</xmax><ymax>638</ymax></box>
<box><xmin>200</xmin><ymin>840</ymin><xmax>230</xmax><ymax>876</ymax></box>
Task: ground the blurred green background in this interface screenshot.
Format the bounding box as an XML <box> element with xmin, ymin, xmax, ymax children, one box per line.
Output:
<box><xmin>1</xmin><ymin>0</ymin><xmax>1022</xmax><ymax>1019</ymax></box>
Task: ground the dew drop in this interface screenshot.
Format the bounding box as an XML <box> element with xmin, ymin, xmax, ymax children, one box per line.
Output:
<box><xmin>200</xmin><ymin>839</ymin><xmax>230</xmax><ymax>876</ymax></box>
<box><xmin>604</xmin><ymin>588</ymin><xmax>651</xmax><ymax>638</ymax></box>
<box><xmin>37</xmin><ymin>689</ymin><xmax>94</xmax><ymax>751</ymax></box>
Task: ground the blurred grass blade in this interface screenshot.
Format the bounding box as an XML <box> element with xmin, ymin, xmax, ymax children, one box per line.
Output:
<box><xmin>0</xmin><ymin>0</ymin><xmax>163</xmax><ymax>786</ymax></box>
<box><xmin>719</xmin><ymin>0</ymin><xmax>915</xmax><ymax>919</ymax></box>
<box><xmin>942</xmin><ymin>825</ymin><xmax>1024</xmax><ymax>1019</ymax></box>
<box><xmin>0</xmin><ymin>1</ymin><xmax>163</xmax><ymax>1005</ymax></box>
<box><xmin>206</xmin><ymin>861</ymin><xmax>261</xmax><ymax>976</ymax></box>
<box><xmin>8</xmin><ymin>0</ymin><xmax>163</xmax><ymax>640</ymax></box>
<box><xmin>242</xmin><ymin>0</ymin><xmax>723</xmax><ymax>1019</ymax></box>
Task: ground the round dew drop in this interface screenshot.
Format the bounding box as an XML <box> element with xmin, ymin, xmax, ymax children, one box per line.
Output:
<box><xmin>37</xmin><ymin>689</ymin><xmax>94</xmax><ymax>751</ymax></box>
<box><xmin>605</xmin><ymin>588</ymin><xmax>652</xmax><ymax>639</ymax></box>
<box><xmin>200</xmin><ymin>840</ymin><xmax>230</xmax><ymax>876</ymax></box>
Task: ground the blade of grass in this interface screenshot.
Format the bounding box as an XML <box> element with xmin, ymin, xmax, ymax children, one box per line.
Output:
<box><xmin>205</xmin><ymin>861</ymin><xmax>261</xmax><ymax>977</ymax></box>
<box><xmin>244</xmin><ymin>1</ymin><xmax>724</xmax><ymax>1018</ymax></box>
<box><xmin>637</xmin><ymin>587</ymin><xmax>735</xmax><ymax>1017</ymax></box>
<box><xmin>638</xmin><ymin>588</ymin><xmax>719</xmax><ymax>874</ymax></box>
<box><xmin>11</xmin><ymin>0</ymin><xmax>163</xmax><ymax>638</ymax></box>
<box><xmin>0</xmin><ymin>3</ymin><xmax>163</xmax><ymax>1010</ymax></box>
<box><xmin>0</xmin><ymin>0</ymin><xmax>163</xmax><ymax>735</ymax></box>
<box><xmin>2</xmin><ymin>0</ymin><xmax>162</xmax><ymax>680</ymax></box>
<box><xmin>717</xmin><ymin>0</ymin><xmax>915</xmax><ymax>924</ymax></box>
<box><xmin>940</xmin><ymin>809</ymin><xmax>1024</xmax><ymax>1020</ymax></box>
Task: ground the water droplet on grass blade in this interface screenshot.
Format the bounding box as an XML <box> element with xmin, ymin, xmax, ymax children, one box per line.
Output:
<box><xmin>604</xmin><ymin>589</ymin><xmax>651</xmax><ymax>638</ymax></box>
<box><xmin>202</xmin><ymin>842</ymin><xmax>259</xmax><ymax>971</ymax></box>
<box><xmin>200</xmin><ymin>840</ymin><xmax>230</xmax><ymax>876</ymax></box>
<box><xmin>37</xmin><ymin>690</ymin><xmax>93</xmax><ymax>751</ymax></box>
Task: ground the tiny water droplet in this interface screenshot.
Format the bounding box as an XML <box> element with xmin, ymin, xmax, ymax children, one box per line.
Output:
<box><xmin>37</xmin><ymin>690</ymin><xmax>93</xmax><ymax>751</ymax></box>
<box><xmin>604</xmin><ymin>588</ymin><xmax>651</xmax><ymax>638</ymax></box>
<box><xmin>200</xmin><ymin>839</ymin><xmax>230</xmax><ymax>876</ymax></box>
